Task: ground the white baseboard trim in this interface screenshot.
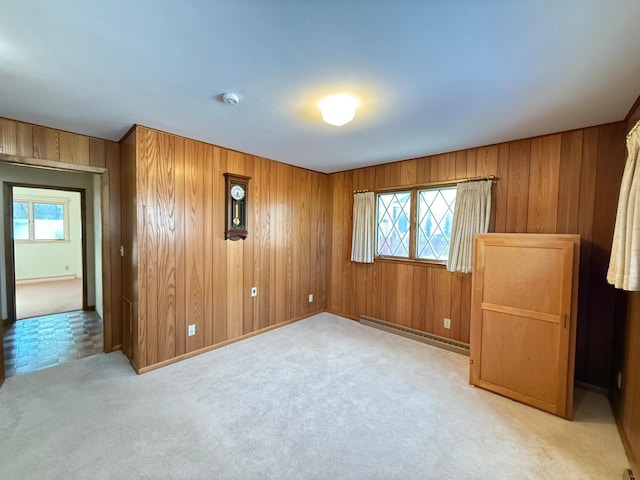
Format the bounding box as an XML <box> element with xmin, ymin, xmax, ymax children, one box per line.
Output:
<box><xmin>16</xmin><ymin>275</ymin><xmax>78</xmax><ymax>285</ymax></box>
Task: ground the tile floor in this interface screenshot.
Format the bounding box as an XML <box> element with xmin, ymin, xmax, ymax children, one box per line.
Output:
<box><xmin>3</xmin><ymin>310</ymin><xmax>103</xmax><ymax>377</ymax></box>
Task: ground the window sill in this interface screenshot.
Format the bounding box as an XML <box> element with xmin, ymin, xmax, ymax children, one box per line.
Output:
<box><xmin>374</xmin><ymin>256</ymin><xmax>448</xmax><ymax>268</ymax></box>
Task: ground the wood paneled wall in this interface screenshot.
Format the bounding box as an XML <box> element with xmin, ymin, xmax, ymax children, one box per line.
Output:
<box><xmin>327</xmin><ymin>122</ymin><xmax>627</xmax><ymax>388</ymax></box>
<box><xmin>0</xmin><ymin>117</ymin><xmax>121</xmax><ymax>351</ymax></box>
<box><xmin>123</xmin><ymin>126</ymin><xmax>328</xmax><ymax>371</ymax></box>
<box><xmin>613</xmin><ymin>99</ymin><xmax>640</xmax><ymax>471</ymax></box>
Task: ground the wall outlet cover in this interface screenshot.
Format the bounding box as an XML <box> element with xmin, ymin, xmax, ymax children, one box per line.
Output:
<box><xmin>444</xmin><ymin>318</ymin><xmax>451</xmax><ymax>329</ymax></box>
<box><xmin>309</xmin><ymin>294</ymin><xmax>313</xmax><ymax>303</ymax></box>
<box><xmin>188</xmin><ymin>324</ymin><xmax>196</xmax><ymax>336</ymax></box>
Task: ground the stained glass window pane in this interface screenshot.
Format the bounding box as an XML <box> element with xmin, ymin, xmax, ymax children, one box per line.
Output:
<box><xmin>416</xmin><ymin>187</ymin><xmax>456</xmax><ymax>261</ymax></box>
<box><xmin>375</xmin><ymin>191</ymin><xmax>411</xmax><ymax>258</ymax></box>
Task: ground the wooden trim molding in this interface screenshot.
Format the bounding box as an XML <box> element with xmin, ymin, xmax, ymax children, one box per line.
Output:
<box><xmin>615</xmin><ymin>412</ymin><xmax>640</xmax><ymax>474</ymax></box>
<box><xmin>136</xmin><ymin>309</ymin><xmax>325</xmax><ymax>374</ymax></box>
<box><xmin>0</xmin><ymin>153</ymin><xmax>106</xmax><ymax>174</ymax></box>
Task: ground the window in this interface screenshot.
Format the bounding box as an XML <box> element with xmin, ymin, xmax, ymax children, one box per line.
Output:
<box><xmin>416</xmin><ymin>187</ymin><xmax>456</xmax><ymax>261</ymax></box>
<box><xmin>375</xmin><ymin>186</ymin><xmax>457</xmax><ymax>262</ymax></box>
<box><xmin>376</xmin><ymin>191</ymin><xmax>411</xmax><ymax>258</ymax></box>
<box><xmin>13</xmin><ymin>199</ymin><xmax>69</xmax><ymax>241</ymax></box>
<box><xmin>13</xmin><ymin>201</ymin><xmax>29</xmax><ymax>240</ymax></box>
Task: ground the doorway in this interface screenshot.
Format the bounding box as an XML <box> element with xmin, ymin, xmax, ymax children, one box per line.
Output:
<box><xmin>11</xmin><ymin>186</ymin><xmax>86</xmax><ymax>320</ymax></box>
<box><xmin>1</xmin><ymin>163</ymin><xmax>107</xmax><ymax>378</ymax></box>
<box><xmin>4</xmin><ymin>182</ymin><xmax>87</xmax><ymax>323</ymax></box>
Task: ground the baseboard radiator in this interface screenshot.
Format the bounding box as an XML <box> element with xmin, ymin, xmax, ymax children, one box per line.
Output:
<box><xmin>16</xmin><ymin>274</ymin><xmax>77</xmax><ymax>285</ymax></box>
<box><xmin>359</xmin><ymin>315</ymin><xmax>470</xmax><ymax>356</ymax></box>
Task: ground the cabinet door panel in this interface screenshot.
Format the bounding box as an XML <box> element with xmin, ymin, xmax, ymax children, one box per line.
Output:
<box><xmin>482</xmin><ymin>244</ymin><xmax>565</xmax><ymax>315</ymax></box>
<box><xmin>470</xmin><ymin>234</ymin><xmax>578</xmax><ymax>419</ymax></box>
<box><xmin>479</xmin><ymin>309</ymin><xmax>560</xmax><ymax>408</ymax></box>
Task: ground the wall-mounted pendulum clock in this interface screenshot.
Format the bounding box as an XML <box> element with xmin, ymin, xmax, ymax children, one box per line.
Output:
<box><xmin>224</xmin><ymin>173</ymin><xmax>251</xmax><ymax>240</ymax></box>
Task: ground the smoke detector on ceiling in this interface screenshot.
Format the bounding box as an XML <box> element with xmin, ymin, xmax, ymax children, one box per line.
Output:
<box><xmin>222</xmin><ymin>92</ymin><xmax>239</xmax><ymax>106</ymax></box>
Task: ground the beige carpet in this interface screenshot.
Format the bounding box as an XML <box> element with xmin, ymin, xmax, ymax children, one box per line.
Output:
<box><xmin>15</xmin><ymin>278</ymin><xmax>82</xmax><ymax>320</ymax></box>
<box><xmin>0</xmin><ymin>313</ymin><xmax>630</xmax><ymax>479</ymax></box>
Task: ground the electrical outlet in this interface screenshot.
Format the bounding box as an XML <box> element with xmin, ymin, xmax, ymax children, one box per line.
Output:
<box><xmin>308</xmin><ymin>294</ymin><xmax>313</xmax><ymax>303</ymax></box>
<box><xmin>188</xmin><ymin>324</ymin><xmax>196</xmax><ymax>336</ymax></box>
<box><xmin>444</xmin><ymin>318</ymin><xmax>451</xmax><ymax>329</ymax></box>
<box><xmin>251</xmin><ymin>287</ymin><xmax>257</xmax><ymax>297</ymax></box>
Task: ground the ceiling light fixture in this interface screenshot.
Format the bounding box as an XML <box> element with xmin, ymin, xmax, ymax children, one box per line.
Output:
<box><xmin>318</xmin><ymin>94</ymin><xmax>358</xmax><ymax>127</ymax></box>
<box><xmin>222</xmin><ymin>92</ymin><xmax>240</xmax><ymax>106</ymax></box>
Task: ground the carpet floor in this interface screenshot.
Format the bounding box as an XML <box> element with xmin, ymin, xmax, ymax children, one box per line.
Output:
<box><xmin>16</xmin><ymin>278</ymin><xmax>83</xmax><ymax>320</ymax></box>
<box><xmin>0</xmin><ymin>313</ymin><xmax>629</xmax><ymax>479</ymax></box>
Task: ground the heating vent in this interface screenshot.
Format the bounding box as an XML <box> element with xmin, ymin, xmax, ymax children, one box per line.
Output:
<box><xmin>623</xmin><ymin>468</ymin><xmax>635</xmax><ymax>480</ymax></box>
<box><xmin>16</xmin><ymin>274</ymin><xmax>77</xmax><ymax>285</ymax></box>
<box><xmin>360</xmin><ymin>315</ymin><xmax>470</xmax><ymax>356</ymax></box>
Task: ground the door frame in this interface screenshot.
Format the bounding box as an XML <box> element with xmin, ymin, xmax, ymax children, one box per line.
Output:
<box><xmin>4</xmin><ymin>183</ymin><xmax>89</xmax><ymax>321</ymax></box>
<box><xmin>0</xmin><ymin>155</ymin><xmax>114</xmax><ymax>354</ymax></box>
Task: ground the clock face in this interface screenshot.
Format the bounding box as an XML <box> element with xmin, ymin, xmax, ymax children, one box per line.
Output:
<box><xmin>230</xmin><ymin>184</ymin><xmax>245</xmax><ymax>201</ymax></box>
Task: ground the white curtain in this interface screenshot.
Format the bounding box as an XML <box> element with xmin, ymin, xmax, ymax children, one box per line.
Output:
<box><xmin>607</xmin><ymin>121</ymin><xmax>640</xmax><ymax>291</ymax></box>
<box><xmin>351</xmin><ymin>191</ymin><xmax>375</xmax><ymax>263</ymax></box>
<box><xmin>446</xmin><ymin>180</ymin><xmax>492</xmax><ymax>274</ymax></box>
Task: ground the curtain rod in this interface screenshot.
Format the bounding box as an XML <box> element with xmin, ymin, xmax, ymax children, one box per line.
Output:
<box><xmin>352</xmin><ymin>175</ymin><xmax>496</xmax><ymax>194</ymax></box>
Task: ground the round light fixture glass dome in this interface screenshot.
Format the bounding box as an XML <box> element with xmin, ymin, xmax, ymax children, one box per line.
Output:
<box><xmin>318</xmin><ymin>94</ymin><xmax>359</xmax><ymax>126</ymax></box>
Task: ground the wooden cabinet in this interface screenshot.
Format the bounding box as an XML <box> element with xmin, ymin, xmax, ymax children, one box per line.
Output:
<box><xmin>470</xmin><ymin>233</ymin><xmax>579</xmax><ymax>419</ymax></box>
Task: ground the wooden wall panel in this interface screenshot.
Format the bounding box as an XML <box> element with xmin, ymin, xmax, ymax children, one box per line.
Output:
<box><xmin>586</xmin><ymin>122</ymin><xmax>627</xmax><ymax>386</ymax></box>
<box><xmin>506</xmin><ymin>139</ymin><xmax>531</xmax><ymax>233</ymax></box>
<box><xmin>136</xmin><ymin>128</ymin><xmax>151</xmax><ymax>366</ymax></box>
<box><xmin>556</xmin><ymin>131</ymin><xmax>583</xmax><ymax>234</ymax></box>
<box><xmin>242</xmin><ymin>155</ymin><xmax>256</xmax><ymax>334</ymax></box>
<box><xmin>620</xmin><ymin>291</ymin><xmax>640</xmax><ymax>471</ymax></box>
<box><xmin>527</xmin><ymin>135</ymin><xmax>561</xmax><ymax>233</ymax></box>
<box><xmin>574</xmin><ymin>127</ymin><xmax>599</xmax><ymax>380</ymax></box>
<box><xmin>0</xmin><ymin>119</ymin><xmax>17</xmax><ymax>155</ymax></box>
<box><xmin>493</xmin><ymin>144</ymin><xmax>510</xmax><ymax>233</ymax></box>
<box><xmin>154</xmin><ymin>132</ymin><xmax>176</xmax><ymax>362</ymax></box>
<box><xmin>174</xmin><ymin>137</ymin><xmax>186</xmax><ymax>356</ymax></box>
<box><xmin>256</xmin><ymin>157</ymin><xmax>271</xmax><ymax>330</ymax></box>
<box><xmin>225</xmin><ymin>150</ymin><xmax>245</xmax><ymax>340</ymax></box>
<box><xmin>89</xmin><ymin>138</ymin><xmax>106</xmax><ymax>168</ymax></box>
<box><xmin>612</xmin><ymin>99</ymin><xmax>640</xmax><ymax>472</ymax></box>
<box><xmin>184</xmin><ymin>139</ymin><xmax>205</xmax><ymax>353</ymax></box>
<box><xmin>127</xmin><ymin>126</ymin><xmax>328</xmax><ymax>372</ymax></box>
<box><xmin>0</xmin><ymin>117</ymin><xmax>120</xmax><ymax>355</ymax></box>
<box><xmin>59</xmin><ymin>131</ymin><xmax>90</xmax><ymax>165</ymax></box>
<box><xmin>120</xmin><ymin>128</ymin><xmax>137</xmax><ymax>364</ymax></box>
<box><xmin>327</xmin><ymin>123</ymin><xmax>626</xmax><ymax>388</ymax></box>
<box><xmin>16</xmin><ymin>123</ymin><xmax>33</xmax><ymax>157</ymax></box>
<box><xmin>227</xmin><ymin>241</ymin><xmax>244</xmax><ymax>340</ymax></box>
<box><xmin>32</xmin><ymin>126</ymin><xmax>60</xmax><ymax>160</ymax></box>
<box><xmin>202</xmin><ymin>145</ymin><xmax>215</xmax><ymax>346</ymax></box>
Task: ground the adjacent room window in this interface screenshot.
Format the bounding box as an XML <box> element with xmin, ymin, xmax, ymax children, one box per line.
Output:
<box><xmin>12</xmin><ymin>201</ymin><xmax>30</xmax><ymax>240</ymax></box>
<box><xmin>375</xmin><ymin>187</ymin><xmax>457</xmax><ymax>263</ymax></box>
<box><xmin>13</xmin><ymin>199</ymin><xmax>69</xmax><ymax>241</ymax></box>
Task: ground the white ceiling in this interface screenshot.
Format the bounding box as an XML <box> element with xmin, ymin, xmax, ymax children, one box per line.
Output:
<box><xmin>1</xmin><ymin>1</ymin><xmax>639</xmax><ymax>174</ymax></box>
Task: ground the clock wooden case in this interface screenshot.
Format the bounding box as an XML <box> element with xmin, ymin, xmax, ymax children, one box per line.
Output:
<box><xmin>224</xmin><ymin>173</ymin><xmax>251</xmax><ymax>241</ymax></box>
